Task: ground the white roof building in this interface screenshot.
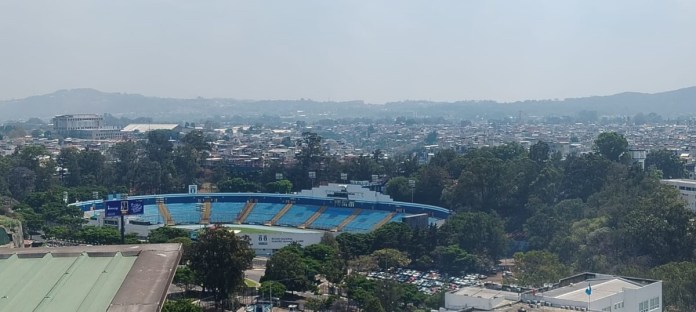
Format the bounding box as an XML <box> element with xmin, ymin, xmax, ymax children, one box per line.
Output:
<box><xmin>522</xmin><ymin>273</ymin><xmax>662</xmax><ymax>312</ymax></box>
<box><xmin>121</xmin><ymin>124</ymin><xmax>180</xmax><ymax>133</ymax></box>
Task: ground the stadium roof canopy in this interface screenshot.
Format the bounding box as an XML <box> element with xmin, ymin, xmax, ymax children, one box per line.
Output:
<box><xmin>0</xmin><ymin>244</ymin><xmax>181</xmax><ymax>312</ymax></box>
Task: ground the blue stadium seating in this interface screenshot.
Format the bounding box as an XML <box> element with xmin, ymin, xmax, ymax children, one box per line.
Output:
<box><xmin>210</xmin><ymin>202</ymin><xmax>246</xmax><ymax>223</ymax></box>
<box><xmin>141</xmin><ymin>205</ymin><xmax>162</xmax><ymax>224</ymax></box>
<box><xmin>276</xmin><ymin>204</ymin><xmax>320</xmax><ymax>227</ymax></box>
<box><xmin>244</xmin><ymin>203</ymin><xmax>285</xmax><ymax>225</ymax></box>
<box><xmin>167</xmin><ymin>203</ymin><xmax>201</xmax><ymax>224</ymax></box>
<box><xmin>343</xmin><ymin>209</ymin><xmax>393</xmax><ymax>233</ymax></box>
<box><xmin>310</xmin><ymin>207</ymin><xmax>354</xmax><ymax>230</ymax></box>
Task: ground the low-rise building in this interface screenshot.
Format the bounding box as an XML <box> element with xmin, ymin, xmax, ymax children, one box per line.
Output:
<box><xmin>660</xmin><ymin>179</ymin><xmax>696</xmax><ymax>211</ymax></box>
<box><xmin>442</xmin><ymin>272</ymin><xmax>662</xmax><ymax>312</ymax></box>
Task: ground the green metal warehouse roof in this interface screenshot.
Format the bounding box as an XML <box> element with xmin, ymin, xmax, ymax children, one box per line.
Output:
<box><xmin>0</xmin><ymin>244</ymin><xmax>181</xmax><ymax>312</ymax></box>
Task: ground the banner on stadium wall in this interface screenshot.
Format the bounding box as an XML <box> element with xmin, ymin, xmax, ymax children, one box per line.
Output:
<box><xmin>105</xmin><ymin>199</ymin><xmax>145</xmax><ymax>217</ymax></box>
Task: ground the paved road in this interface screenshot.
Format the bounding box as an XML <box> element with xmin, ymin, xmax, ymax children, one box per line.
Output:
<box><xmin>245</xmin><ymin>268</ymin><xmax>266</xmax><ymax>283</ymax></box>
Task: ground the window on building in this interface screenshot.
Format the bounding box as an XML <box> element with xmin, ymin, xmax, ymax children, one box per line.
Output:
<box><xmin>649</xmin><ymin>297</ymin><xmax>660</xmax><ymax>310</ymax></box>
<box><xmin>639</xmin><ymin>300</ymin><xmax>649</xmax><ymax>312</ymax></box>
<box><xmin>602</xmin><ymin>307</ymin><xmax>611</xmax><ymax>312</ymax></box>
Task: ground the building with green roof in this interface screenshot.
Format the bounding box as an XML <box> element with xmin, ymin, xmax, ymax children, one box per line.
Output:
<box><xmin>0</xmin><ymin>244</ymin><xmax>181</xmax><ymax>312</ymax></box>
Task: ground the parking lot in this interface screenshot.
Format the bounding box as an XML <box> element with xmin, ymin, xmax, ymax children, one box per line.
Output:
<box><xmin>366</xmin><ymin>268</ymin><xmax>496</xmax><ymax>295</ymax></box>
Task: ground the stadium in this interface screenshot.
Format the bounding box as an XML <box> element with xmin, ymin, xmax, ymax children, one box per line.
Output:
<box><xmin>72</xmin><ymin>184</ymin><xmax>451</xmax><ymax>255</ymax></box>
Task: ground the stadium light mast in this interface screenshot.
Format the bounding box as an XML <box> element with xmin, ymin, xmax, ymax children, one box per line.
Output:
<box><xmin>408</xmin><ymin>179</ymin><xmax>416</xmax><ymax>203</ymax></box>
<box><xmin>309</xmin><ymin>171</ymin><xmax>316</xmax><ymax>196</ymax></box>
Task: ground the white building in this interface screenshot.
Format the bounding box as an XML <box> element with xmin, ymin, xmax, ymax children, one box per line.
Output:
<box><xmin>660</xmin><ymin>179</ymin><xmax>696</xmax><ymax>211</ymax></box>
<box><xmin>444</xmin><ymin>287</ymin><xmax>520</xmax><ymax>311</ymax></box>
<box><xmin>442</xmin><ymin>272</ymin><xmax>661</xmax><ymax>312</ymax></box>
<box><xmin>522</xmin><ymin>273</ymin><xmax>662</xmax><ymax>312</ymax></box>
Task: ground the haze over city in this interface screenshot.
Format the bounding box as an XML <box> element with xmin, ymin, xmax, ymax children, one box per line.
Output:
<box><xmin>2</xmin><ymin>0</ymin><xmax>696</xmax><ymax>103</ymax></box>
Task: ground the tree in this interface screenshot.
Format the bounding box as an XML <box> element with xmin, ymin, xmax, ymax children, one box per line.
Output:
<box><xmin>162</xmin><ymin>299</ymin><xmax>203</xmax><ymax>312</ymax></box>
<box><xmin>149</xmin><ymin>226</ymin><xmax>189</xmax><ymax>243</ymax></box>
<box><xmin>189</xmin><ymin>226</ymin><xmax>255</xmax><ymax>305</ymax></box>
<box><xmin>385</xmin><ymin>177</ymin><xmax>411</xmax><ymax>202</ymax></box>
<box><xmin>218</xmin><ymin>178</ymin><xmax>258</xmax><ymax>193</ymax></box>
<box><xmin>651</xmin><ymin>261</ymin><xmax>696</xmax><ymax>312</ymax></box>
<box><xmin>594</xmin><ymin>132</ymin><xmax>628</xmax><ymax>162</ymax></box>
<box><xmin>529</xmin><ymin>141</ymin><xmax>550</xmax><ymax>163</ymax></box>
<box><xmin>438</xmin><ymin>212</ymin><xmax>507</xmax><ymax>261</ymax></box>
<box><xmin>371</xmin><ymin>248</ymin><xmax>411</xmax><ymax>270</ymax></box>
<box><xmin>513</xmin><ymin>251</ymin><xmax>569</xmax><ymax>288</ymax></box>
<box><xmin>262</xmin><ymin>244</ymin><xmax>314</xmax><ymax>292</ymax></box>
<box><xmin>645</xmin><ymin>149</ymin><xmax>685</xmax><ymax>179</ymax></box>
<box><xmin>336</xmin><ymin>232</ymin><xmax>373</xmax><ymax>260</ymax></box>
<box><xmin>265</xmin><ymin>179</ymin><xmax>292</xmax><ymax>194</ymax></box>
<box><xmin>259</xmin><ymin>281</ymin><xmax>286</xmax><ymax>298</ymax></box>
<box><xmin>77</xmin><ymin>226</ymin><xmax>121</xmax><ymax>245</ymax></box>
<box><xmin>431</xmin><ymin>245</ymin><xmax>478</xmax><ymax>276</ymax></box>
<box><xmin>371</xmin><ymin>222</ymin><xmax>412</xmax><ymax>251</ymax></box>
<box><xmin>174</xmin><ymin>266</ymin><xmax>197</xmax><ymax>294</ymax></box>
<box><xmin>424</xmin><ymin>131</ymin><xmax>438</xmax><ymax>145</ymax></box>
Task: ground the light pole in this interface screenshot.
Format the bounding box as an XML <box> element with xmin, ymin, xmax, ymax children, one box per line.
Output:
<box><xmin>408</xmin><ymin>179</ymin><xmax>415</xmax><ymax>202</ymax></box>
<box><xmin>309</xmin><ymin>171</ymin><xmax>316</xmax><ymax>194</ymax></box>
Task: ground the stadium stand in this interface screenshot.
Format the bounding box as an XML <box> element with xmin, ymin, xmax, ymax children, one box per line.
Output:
<box><xmin>267</xmin><ymin>203</ymin><xmax>293</xmax><ymax>225</ymax></box>
<box><xmin>300</xmin><ymin>205</ymin><xmax>326</xmax><ymax>229</ymax></box>
<box><xmin>276</xmin><ymin>204</ymin><xmax>320</xmax><ymax>227</ymax></box>
<box><xmin>311</xmin><ymin>207</ymin><xmax>354</xmax><ymax>231</ymax></box>
<box><xmin>72</xmin><ymin>191</ymin><xmax>452</xmax><ymax>233</ymax></box>
<box><xmin>210</xmin><ymin>202</ymin><xmax>245</xmax><ymax>223</ymax></box>
<box><xmin>167</xmin><ymin>203</ymin><xmax>201</xmax><ymax>224</ymax></box>
<box><xmin>343</xmin><ymin>209</ymin><xmax>395</xmax><ymax>232</ymax></box>
<box><xmin>245</xmin><ymin>203</ymin><xmax>285</xmax><ymax>225</ymax></box>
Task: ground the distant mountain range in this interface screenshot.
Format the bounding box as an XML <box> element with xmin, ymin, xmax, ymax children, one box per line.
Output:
<box><xmin>1</xmin><ymin>87</ymin><xmax>695</xmax><ymax>122</ymax></box>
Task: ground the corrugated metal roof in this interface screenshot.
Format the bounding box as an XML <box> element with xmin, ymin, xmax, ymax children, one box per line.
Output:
<box><xmin>0</xmin><ymin>252</ymin><xmax>136</xmax><ymax>312</ymax></box>
<box><xmin>0</xmin><ymin>244</ymin><xmax>181</xmax><ymax>312</ymax></box>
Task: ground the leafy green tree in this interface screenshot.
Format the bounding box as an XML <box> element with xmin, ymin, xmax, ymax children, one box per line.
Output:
<box><xmin>265</xmin><ymin>179</ymin><xmax>292</xmax><ymax>194</ymax></box>
<box><xmin>8</xmin><ymin>167</ymin><xmax>35</xmax><ymax>200</ymax></box>
<box><xmin>336</xmin><ymin>232</ymin><xmax>373</xmax><ymax>260</ymax></box>
<box><xmin>174</xmin><ymin>266</ymin><xmax>197</xmax><ymax>294</ymax></box>
<box><xmin>651</xmin><ymin>261</ymin><xmax>696</xmax><ymax>312</ymax></box>
<box><xmin>560</xmin><ymin>153</ymin><xmax>611</xmax><ymax>201</ymax></box>
<box><xmin>513</xmin><ymin>251</ymin><xmax>569</xmax><ymax>287</ymax></box>
<box><xmin>58</xmin><ymin>148</ymin><xmax>81</xmax><ymax>187</ymax></box>
<box><xmin>371</xmin><ymin>248</ymin><xmax>411</xmax><ymax>270</ymax></box>
<box><xmin>189</xmin><ymin>226</ymin><xmax>255</xmax><ymax>305</ymax></box>
<box><xmin>13</xmin><ymin>145</ymin><xmax>56</xmax><ymax>191</ymax></box>
<box><xmin>259</xmin><ymin>281</ymin><xmax>286</xmax><ymax>298</ymax></box>
<box><xmin>529</xmin><ymin>141</ymin><xmax>550</xmax><ymax>163</ymax></box>
<box><xmin>108</xmin><ymin>141</ymin><xmax>139</xmax><ymax>190</ymax></box>
<box><xmin>304</xmin><ymin>243</ymin><xmax>346</xmax><ymax>283</ymax></box>
<box><xmin>217</xmin><ymin>178</ymin><xmax>258</xmax><ymax>192</ymax></box>
<box><xmin>645</xmin><ymin>149</ymin><xmax>685</xmax><ymax>179</ymax></box>
<box><xmin>431</xmin><ymin>245</ymin><xmax>478</xmax><ymax>276</ymax></box>
<box><xmin>262</xmin><ymin>244</ymin><xmax>314</xmax><ymax>292</ymax></box>
<box><xmin>162</xmin><ymin>299</ymin><xmax>202</xmax><ymax>312</ymax></box>
<box><xmin>413</xmin><ymin>166</ymin><xmax>448</xmax><ymax>205</ymax></box>
<box><xmin>594</xmin><ymin>132</ymin><xmax>628</xmax><ymax>162</ymax></box>
<box><xmin>385</xmin><ymin>177</ymin><xmax>412</xmax><ymax>202</ymax></box>
<box><xmin>424</xmin><ymin>131</ymin><xmax>438</xmax><ymax>145</ymax></box>
<box><xmin>371</xmin><ymin>222</ymin><xmax>412</xmax><ymax>251</ymax></box>
<box><xmin>78</xmin><ymin>226</ymin><xmax>121</xmax><ymax>245</ymax></box>
<box><xmin>438</xmin><ymin>212</ymin><xmax>507</xmax><ymax>261</ymax></box>
<box><xmin>168</xmin><ymin>236</ymin><xmax>194</xmax><ymax>264</ymax></box>
<box><xmin>149</xmin><ymin>226</ymin><xmax>189</xmax><ymax>243</ymax></box>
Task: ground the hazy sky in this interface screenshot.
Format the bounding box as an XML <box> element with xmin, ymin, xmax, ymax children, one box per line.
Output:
<box><xmin>1</xmin><ymin>0</ymin><xmax>695</xmax><ymax>103</ymax></box>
